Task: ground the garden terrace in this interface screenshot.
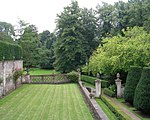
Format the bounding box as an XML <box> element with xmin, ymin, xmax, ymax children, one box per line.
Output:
<box><xmin>0</xmin><ymin>84</ymin><xmax>93</xmax><ymax>120</ymax></box>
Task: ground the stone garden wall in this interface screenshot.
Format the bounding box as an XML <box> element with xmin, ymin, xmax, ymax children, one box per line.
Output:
<box><xmin>0</xmin><ymin>60</ymin><xmax>23</xmax><ymax>98</ymax></box>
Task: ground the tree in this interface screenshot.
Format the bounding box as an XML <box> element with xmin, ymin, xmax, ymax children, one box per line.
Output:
<box><xmin>54</xmin><ymin>1</ymin><xmax>87</xmax><ymax>73</ymax></box>
<box><xmin>37</xmin><ymin>47</ymin><xmax>54</xmax><ymax>69</ymax></box>
<box><xmin>39</xmin><ymin>30</ymin><xmax>50</xmax><ymax>46</ymax></box>
<box><xmin>0</xmin><ymin>21</ymin><xmax>15</xmax><ymax>37</ymax></box>
<box><xmin>87</xmin><ymin>27</ymin><xmax>150</xmax><ymax>75</ymax></box>
<box><xmin>19</xmin><ymin>25</ymin><xmax>40</xmax><ymax>67</ymax></box>
<box><xmin>0</xmin><ymin>32</ymin><xmax>14</xmax><ymax>43</ymax></box>
<box><xmin>96</xmin><ymin>2</ymin><xmax>115</xmax><ymax>37</ymax></box>
<box><xmin>38</xmin><ymin>31</ymin><xmax>56</xmax><ymax>69</ymax></box>
<box><xmin>80</xmin><ymin>8</ymin><xmax>100</xmax><ymax>59</ymax></box>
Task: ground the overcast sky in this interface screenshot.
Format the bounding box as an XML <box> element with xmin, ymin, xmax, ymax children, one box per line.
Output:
<box><xmin>0</xmin><ymin>0</ymin><xmax>128</xmax><ymax>33</ymax></box>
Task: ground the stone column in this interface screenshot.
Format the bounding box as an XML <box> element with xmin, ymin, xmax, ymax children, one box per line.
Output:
<box><xmin>115</xmin><ymin>73</ymin><xmax>122</xmax><ymax>98</ymax></box>
<box><xmin>77</xmin><ymin>68</ymin><xmax>81</xmax><ymax>81</ymax></box>
<box><xmin>95</xmin><ymin>73</ymin><xmax>101</xmax><ymax>97</ymax></box>
<box><xmin>25</xmin><ymin>74</ymin><xmax>31</xmax><ymax>83</ymax></box>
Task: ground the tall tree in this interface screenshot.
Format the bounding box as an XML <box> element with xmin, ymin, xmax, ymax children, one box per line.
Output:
<box><xmin>0</xmin><ymin>21</ymin><xmax>15</xmax><ymax>37</ymax></box>
<box><xmin>54</xmin><ymin>1</ymin><xmax>87</xmax><ymax>73</ymax></box>
<box><xmin>96</xmin><ymin>2</ymin><xmax>115</xmax><ymax>37</ymax></box>
<box><xmin>38</xmin><ymin>31</ymin><xmax>56</xmax><ymax>69</ymax></box>
<box><xmin>19</xmin><ymin>25</ymin><xmax>40</xmax><ymax>67</ymax></box>
<box><xmin>81</xmin><ymin>8</ymin><xmax>99</xmax><ymax>59</ymax></box>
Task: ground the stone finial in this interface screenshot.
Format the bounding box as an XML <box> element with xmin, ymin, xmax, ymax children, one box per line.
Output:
<box><xmin>115</xmin><ymin>73</ymin><xmax>122</xmax><ymax>98</ymax></box>
<box><xmin>116</xmin><ymin>73</ymin><xmax>120</xmax><ymax>79</ymax></box>
<box><xmin>116</xmin><ymin>73</ymin><xmax>121</xmax><ymax>82</ymax></box>
<box><xmin>77</xmin><ymin>68</ymin><xmax>80</xmax><ymax>72</ymax></box>
<box><xmin>96</xmin><ymin>73</ymin><xmax>100</xmax><ymax>79</ymax></box>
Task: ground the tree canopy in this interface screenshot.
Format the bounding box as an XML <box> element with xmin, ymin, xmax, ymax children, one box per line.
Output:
<box><xmin>86</xmin><ymin>27</ymin><xmax>150</xmax><ymax>75</ymax></box>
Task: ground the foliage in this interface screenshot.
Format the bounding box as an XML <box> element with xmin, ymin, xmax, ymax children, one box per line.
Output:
<box><xmin>101</xmin><ymin>95</ymin><xmax>131</xmax><ymax>120</ymax></box>
<box><xmin>19</xmin><ymin>25</ymin><xmax>40</xmax><ymax>67</ymax></box>
<box><xmin>38</xmin><ymin>31</ymin><xmax>56</xmax><ymax>69</ymax></box>
<box><xmin>67</xmin><ymin>71</ymin><xmax>78</xmax><ymax>83</ymax></box>
<box><xmin>133</xmin><ymin>67</ymin><xmax>150</xmax><ymax>114</ymax></box>
<box><xmin>87</xmin><ymin>27</ymin><xmax>150</xmax><ymax>75</ymax></box>
<box><xmin>124</xmin><ymin>66</ymin><xmax>142</xmax><ymax>104</ymax></box>
<box><xmin>103</xmin><ymin>88</ymin><xmax>115</xmax><ymax>97</ymax></box>
<box><xmin>0</xmin><ymin>32</ymin><xmax>14</xmax><ymax>43</ymax></box>
<box><xmin>0</xmin><ymin>41</ymin><xmax>22</xmax><ymax>61</ymax></box>
<box><xmin>36</xmin><ymin>47</ymin><xmax>54</xmax><ymax>69</ymax></box>
<box><xmin>54</xmin><ymin>1</ymin><xmax>99</xmax><ymax>73</ymax></box>
<box><xmin>13</xmin><ymin>68</ymin><xmax>23</xmax><ymax>83</ymax></box>
<box><xmin>81</xmin><ymin>75</ymin><xmax>110</xmax><ymax>88</ymax></box>
<box><xmin>96</xmin><ymin>98</ymin><xmax>117</xmax><ymax>120</ymax></box>
<box><xmin>0</xmin><ymin>21</ymin><xmax>15</xmax><ymax>37</ymax></box>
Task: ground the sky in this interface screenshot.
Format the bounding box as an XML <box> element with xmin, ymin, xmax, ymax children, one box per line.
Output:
<box><xmin>0</xmin><ymin>0</ymin><xmax>128</xmax><ymax>33</ymax></box>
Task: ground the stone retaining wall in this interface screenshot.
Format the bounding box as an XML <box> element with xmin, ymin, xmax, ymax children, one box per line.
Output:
<box><xmin>79</xmin><ymin>81</ymin><xmax>109</xmax><ymax>120</ymax></box>
<box><xmin>0</xmin><ymin>60</ymin><xmax>23</xmax><ymax>98</ymax></box>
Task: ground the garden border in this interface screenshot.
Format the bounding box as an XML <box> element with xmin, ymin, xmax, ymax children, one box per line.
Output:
<box><xmin>78</xmin><ymin>81</ymin><xmax>109</xmax><ymax>120</ymax></box>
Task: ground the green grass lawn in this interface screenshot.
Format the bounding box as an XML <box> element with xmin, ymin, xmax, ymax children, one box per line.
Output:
<box><xmin>0</xmin><ymin>84</ymin><xmax>93</xmax><ymax>120</ymax></box>
<box><xmin>96</xmin><ymin>98</ymin><xmax>117</xmax><ymax>120</ymax></box>
<box><xmin>24</xmin><ymin>68</ymin><xmax>60</xmax><ymax>75</ymax></box>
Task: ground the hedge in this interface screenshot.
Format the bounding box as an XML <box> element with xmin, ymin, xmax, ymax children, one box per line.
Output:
<box><xmin>124</xmin><ymin>66</ymin><xmax>142</xmax><ymax>104</ymax></box>
<box><xmin>67</xmin><ymin>71</ymin><xmax>78</xmax><ymax>83</ymax></box>
<box><xmin>81</xmin><ymin>75</ymin><xmax>110</xmax><ymax>88</ymax></box>
<box><xmin>103</xmin><ymin>88</ymin><xmax>115</xmax><ymax>97</ymax></box>
<box><xmin>134</xmin><ymin>67</ymin><xmax>150</xmax><ymax>114</ymax></box>
<box><xmin>101</xmin><ymin>95</ymin><xmax>131</xmax><ymax>120</ymax></box>
<box><xmin>0</xmin><ymin>41</ymin><xmax>22</xmax><ymax>61</ymax></box>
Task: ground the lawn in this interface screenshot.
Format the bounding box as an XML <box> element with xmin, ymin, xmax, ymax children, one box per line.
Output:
<box><xmin>96</xmin><ymin>98</ymin><xmax>117</xmax><ymax>120</ymax></box>
<box><xmin>24</xmin><ymin>68</ymin><xmax>60</xmax><ymax>75</ymax></box>
<box><xmin>0</xmin><ymin>84</ymin><xmax>93</xmax><ymax>120</ymax></box>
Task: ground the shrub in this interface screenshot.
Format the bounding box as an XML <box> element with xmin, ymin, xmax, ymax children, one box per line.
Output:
<box><xmin>0</xmin><ymin>41</ymin><xmax>22</xmax><ymax>61</ymax></box>
<box><xmin>103</xmin><ymin>88</ymin><xmax>115</xmax><ymax>97</ymax></box>
<box><xmin>67</xmin><ymin>71</ymin><xmax>78</xmax><ymax>83</ymax></box>
<box><xmin>124</xmin><ymin>66</ymin><xmax>142</xmax><ymax>104</ymax></box>
<box><xmin>101</xmin><ymin>95</ymin><xmax>131</xmax><ymax>120</ymax></box>
<box><xmin>133</xmin><ymin>67</ymin><xmax>150</xmax><ymax>114</ymax></box>
<box><xmin>13</xmin><ymin>68</ymin><xmax>23</xmax><ymax>83</ymax></box>
<box><xmin>81</xmin><ymin>75</ymin><xmax>110</xmax><ymax>88</ymax></box>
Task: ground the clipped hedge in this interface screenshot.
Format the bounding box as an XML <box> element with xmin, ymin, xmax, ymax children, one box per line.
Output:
<box><xmin>0</xmin><ymin>41</ymin><xmax>22</xmax><ymax>60</ymax></box>
<box><xmin>124</xmin><ymin>66</ymin><xmax>142</xmax><ymax>104</ymax></box>
<box><xmin>103</xmin><ymin>88</ymin><xmax>115</xmax><ymax>97</ymax></box>
<box><xmin>101</xmin><ymin>95</ymin><xmax>131</xmax><ymax>120</ymax></box>
<box><xmin>134</xmin><ymin>67</ymin><xmax>150</xmax><ymax>114</ymax></box>
<box><xmin>67</xmin><ymin>71</ymin><xmax>78</xmax><ymax>83</ymax></box>
<box><xmin>81</xmin><ymin>75</ymin><xmax>110</xmax><ymax>88</ymax></box>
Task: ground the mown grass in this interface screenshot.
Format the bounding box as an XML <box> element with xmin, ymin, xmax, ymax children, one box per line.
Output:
<box><xmin>0</xmin><ymin>84</ymin><xmax>93</xmax><ymax>120</ymax></box>
<box><xmin>24</xmin><ymin>68</ymin><xmax>60</xmax><ymax>75</ymax></box>
<box><xmin>96</xmin><ymin>98</ymin><xmax>117</xmax><ymax>120</ymax></box>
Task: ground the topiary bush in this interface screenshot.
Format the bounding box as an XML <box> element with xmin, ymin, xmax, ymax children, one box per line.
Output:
<box><xmin>124</xmin><ymin>66</ymin><xmax>142</xmax><ymax>104</ymax></box>
<box><xmin>67</xmin><ymin>71</ymin><xmax>78</xmax><ymax>83</ymax></box>
<box><xmin>133</xmin><ymin>67</ymin><xmax>150</xmax><ymax>114</ymax></box>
